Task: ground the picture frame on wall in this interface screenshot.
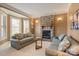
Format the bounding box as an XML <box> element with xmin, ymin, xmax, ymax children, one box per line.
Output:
<box><xmin>71</xmin><ymin>9</ymin><xmax>79</xmax><ymax>30</ymax></box>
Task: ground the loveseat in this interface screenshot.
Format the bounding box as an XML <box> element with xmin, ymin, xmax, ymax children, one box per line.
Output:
<box><xmin>45</xmin><ymin>34</ymin><xmax>79</xmax><ymax>56</ymax></box>
<box><xmin>11</xmin><ymin>33</ymin><xmax>34</xmax><ymax>50</ymax></box>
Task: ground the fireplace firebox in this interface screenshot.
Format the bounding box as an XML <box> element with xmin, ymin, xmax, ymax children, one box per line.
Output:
<box><xmin>42</xmin><ymin>30</ymin><xmax>51</xmax><ymax>39</ymax></box>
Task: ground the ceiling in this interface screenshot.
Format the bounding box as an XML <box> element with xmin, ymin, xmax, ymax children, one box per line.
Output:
<box><xmin>7</xmin><ymin>3</ymin><xmax>70</xmax><ymax>17</ymax></box>
<box><xmin>0</xmin><ymin>7</ymin><xmax>27</xmax><ymax>18</ymax></box>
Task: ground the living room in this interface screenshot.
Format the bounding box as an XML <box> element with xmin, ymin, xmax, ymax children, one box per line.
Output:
<box><xmin>0</xmin><ymin>3</ymin><xmax>79</xmax><ymax>56</ymax></box>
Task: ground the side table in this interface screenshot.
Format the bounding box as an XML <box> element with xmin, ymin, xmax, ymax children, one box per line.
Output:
<box><xmin>35</xmin><ymin>37</ymin><xmax>42</xmax><ymax>49</ymax></box>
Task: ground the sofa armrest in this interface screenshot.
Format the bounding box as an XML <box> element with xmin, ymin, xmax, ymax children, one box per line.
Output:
<box><xmin>45</xmin><ymin>48</ymin><xmax>58</xmax><ymax>56</ymax></box>
<box><xmin>57</xmin><ymin>50</ymin><xmax>71</xmax><ymax>56</ymax></box>
<box><xmin>45</xmin><ymin>48</ymin><xmax>71</xmax><ymax>56</ymax></box>
<box><xmin>11</xmin><ymin>39</ymin><xmax>21</xmax><ymax>50</ymax></box>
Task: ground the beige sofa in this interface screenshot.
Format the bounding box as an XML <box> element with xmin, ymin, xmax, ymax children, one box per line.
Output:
<box><xmin>45</xmin><ymin>42</ymin><xmax>71</xmax><ymax>56</ymax></box>
<box><xmin>11</xmin><ymin>33</ymin><xmax>34</xmax><ymax>50</ymax></box>
<box><xmin>45</xmin><ymin>34</ymin><xmax>79</xmax><ymax>56</ymax></box>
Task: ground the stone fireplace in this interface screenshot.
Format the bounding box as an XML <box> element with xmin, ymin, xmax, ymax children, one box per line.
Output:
<box><xmin>37</xmin><ymin>15</ymin><xmax>54</xmax><ymax>41</ymax></box>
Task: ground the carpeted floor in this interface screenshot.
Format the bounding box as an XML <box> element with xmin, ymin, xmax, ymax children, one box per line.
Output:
<box><xmin>0</xmin><ymin>41</ymin><xmax>51</xmax><ymax>56</ymax></box>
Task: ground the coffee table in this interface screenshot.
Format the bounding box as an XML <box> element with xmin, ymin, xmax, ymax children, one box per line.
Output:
<box><xmin>35</xmin><ymin>37</ymin><xmax>42</xmax><ymax>49</ymax></box>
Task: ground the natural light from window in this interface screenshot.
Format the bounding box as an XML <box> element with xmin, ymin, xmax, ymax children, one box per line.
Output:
<box><xmin>23</xmin><ymin>19</ymin><xmax>30</xmax><ymax>33</ymax></box>
<box><xmin>0</xmin><ymin>14</ymin><xmax>6</xmax><ymax>38</ymax></box>
<box><xmin>10</xmin><ymin>16</ymin><xmax>20</xmax><ymax>36</ymax></box>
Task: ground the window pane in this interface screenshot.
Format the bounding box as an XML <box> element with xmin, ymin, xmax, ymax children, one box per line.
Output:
<box><xmin>23</xmin><ymin>19</ymin><xmax>30</xmax><ymax>33</ymax></box>
<box><xmin>10</xmin><ymin>17</ymin><xmax>20</xmax><ymax>36</ymax></box>
<box><xmin>0</xmin><ymin>14</ymin><xmax>6</xmax><ymax>37</ymax></box>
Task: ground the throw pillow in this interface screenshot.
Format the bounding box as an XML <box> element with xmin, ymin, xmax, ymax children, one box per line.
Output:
<box><xmin>58</xmin><ymin>36</ymin><xmax>70</xmax><ymax>52</ymax></box>
<box><xmin>12</xmin><ymin>36</ymin><xmax>16</xmax><ymax>39</ymax></box>
<box><xmin>53</xmin><ymin>36</ymin><xmax>60</xmax><ymax>45</ymax></box>
<box><xmin>19</xmin><ymin>34</ymin><xmax>24</xmax><ymax>39</ymax></box>
<box><xmin>27</xmin><ymin>33</ymin><xmax>32</xmax><ymax>37</ymax></box>
<box><xmin>58</xmin><ymin>34</ymin><xmax>66</xmax><ymax>41</ymax></box>
<box><xmin>15</xmin><ymin>33</ymin><xmax>24</xmax><ymax>40</ymax></box>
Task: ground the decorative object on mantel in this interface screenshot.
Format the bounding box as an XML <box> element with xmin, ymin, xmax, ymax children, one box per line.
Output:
<box><xmin>71</xmin><ymin>9</ymin><xmax>79</xmax><ymax>30</ymax></box>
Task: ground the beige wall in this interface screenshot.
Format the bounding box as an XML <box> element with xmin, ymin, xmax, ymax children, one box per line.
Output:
<box><xmin>6</xmin><ymin>15</ymin><xmax>10</xmax><ymax>40</ymax></box>
<box><xmin>54</xmin><ymin>13</ymin><xmax>67</xmax><ymax>36</ymax></box>
<box><xmin>35</xmin><ymin>20</ymin><xmax>42</xmax><ymax>37</ymax></box>
<box><xmin>67</xmin><ymin>3</ymin><xmax>79</xmax><ymax>42</ymax></box>
<box><xmin>20</xmin><ymin>18</ymin><xmax>23</xmax><ymax>33</ymax></box>
<box><xmin>0</xmin><ymin>15</ymin><xmax>1</xmax><ymax>31</ymax></box>
<box><xmin>29</xmin><ymin>17</ymin><xmax>35</xmax><ymax>34</ymax></box>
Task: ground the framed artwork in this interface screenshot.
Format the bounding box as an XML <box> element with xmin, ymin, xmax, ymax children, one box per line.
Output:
<box><xmin>71</xmin><ymin>9</ymin><xmax>79</xmax><ymax>30</ymax></box>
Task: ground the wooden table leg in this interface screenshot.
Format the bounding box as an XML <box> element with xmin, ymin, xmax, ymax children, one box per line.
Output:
<box><xmin>35</xmin><ymin>39</ymin><xmax>42</xmax><ymax>49</ymax></box>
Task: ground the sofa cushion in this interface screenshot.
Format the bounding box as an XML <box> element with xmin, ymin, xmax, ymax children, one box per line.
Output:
<box><xmin>48</xmin><ymin>43</ymin><xmax>58</xmax><ymax>50</ymax></box>
<box><xmin>67</xmin><ymin>36</ymin><xmax>79</xmax><ymax>45</ymax></box>
<box><xmin>57</xmin><ymin>50</ymin><xmax>71</xmax><ymax>56</ymax></box>
<box><xmin>27</xmin><ymin>33</ymin><xmax>33</xmax><ymax>37</ymax></box>
<box><xmin>58</xmin><ymin>34</ymin><xmax>66</xmax><ymax>41</ymax></box>
<box><xmin>19</xmin><ymin>37</ymin><xmax>33</xmax><ymax>44</ymax></box>
<box><xmin>14</xmin><ymin>33</ymin><xmax>24</xmax><ymax>40</ymax></box>
<box><xmin>45</xmin><ymin>48</ymin><xmax>59</xmax><ymax>56</ymax></box>
<box><xmin>58</xmin><ymin>36</ymin><xmax>70</xmax><ymax>52</ymax></box>
<box><xmin>24</xmin><ymin>34</ymin><xmax>28</xmax><ymax>38</ymax></box>
<box><xmin>52</xmin><ymin>36</ymin><xmax>60</xmax><ymax>45</ymax></box>
<box><xmin>45</xmin><ymin>47</ymin><xmax>71</xmax><ymax>56</ymax></box>
<box><xmin>24</xmin><ymin>33</ymin><xmax>33</xmax><ymax>38</ymax></box>
<box><xmin>19</xmin><ymin>34</ymin><xmax>25</xmax><ymax>39</ymax></box>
